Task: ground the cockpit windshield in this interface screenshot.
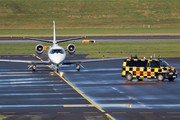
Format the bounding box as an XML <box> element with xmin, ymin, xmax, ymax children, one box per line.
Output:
<box><xmin>156</xmin><ymin>60</ymin><xmax>170</xmax><ymax>67</ymax></box>
<box><xmin>50</xmin><ymin>49</ymin><xmax>65</xmax><ymax>54</ymax></box>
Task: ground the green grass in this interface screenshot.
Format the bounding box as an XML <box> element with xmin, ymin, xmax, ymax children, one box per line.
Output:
<box><xmin>0</xmin><ymin>0</ymin><xmax>180</xmax><ymax>36</ymax></box>
<box><xmin>86</xmin><ymin>52</ymin><xmax>180</xmax><ymax>59</ymax></box>
<box><xmin>1</xmin><ymin>28</ymin><xmax>180</xmax><ymax>37</ymax></box>
<box><xmin>0</xmin><ymin>40</ymin><xmax>180</xmax><ymax>58</ymax></box>
<box><xmin>0</xmin><ymin>0</ymin><xmax>179</xmax><ymax>58</ymax></box>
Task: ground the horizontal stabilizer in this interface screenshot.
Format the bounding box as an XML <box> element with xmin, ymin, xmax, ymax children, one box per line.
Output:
<box><xmin>23</xmin><ymin>37</ymin><xmax>53</xmax><ymax>43</ymax></box>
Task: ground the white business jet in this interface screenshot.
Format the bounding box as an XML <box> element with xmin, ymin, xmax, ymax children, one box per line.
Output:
<box><xmin>0</xmin><ymin>21</ymin><xmax>127</xmax><ymax>72</ymax></box>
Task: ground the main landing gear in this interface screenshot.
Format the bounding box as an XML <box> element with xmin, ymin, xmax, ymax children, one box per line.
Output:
<box><xmin>32</xmin><ymin>65</ymin><xmax>36</xmax><ymax>71</ymax></box>
<box><xmin>76</xmin><ymin>64</ymin><xmax>80</xmax><ymax>71</ymax></box>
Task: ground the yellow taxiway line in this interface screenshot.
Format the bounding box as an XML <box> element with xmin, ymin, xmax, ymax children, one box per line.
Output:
<box><xmin>34</xmin><ymin>55</ymin><xmax>116</xmax><ymax>120</ymax></box>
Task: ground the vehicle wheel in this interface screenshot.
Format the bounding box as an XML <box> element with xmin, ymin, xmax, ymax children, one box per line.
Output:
<box><xmin>157</xmin><ymin>74</ymin><xmax>164</xmax><ymax>81</ymax></box>
<box><xmin>126</xmin><ymin>73</ymin><xmax>133</xmax><ymax>81</ymax></box>
<box><xmin>168</xmin><ymin>78</ymin><xmax>174</xmax><ymax>81</ymax></box>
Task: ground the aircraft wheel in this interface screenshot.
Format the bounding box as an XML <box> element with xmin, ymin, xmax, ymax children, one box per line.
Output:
<box><xmin>76</xmin><ymin>64</ymin><xmax>80</xmax><ymax>71</ymax></box>
<box><xmin>33</xmin><ymin>65</ymin><xmax>36</xmax><ymax>71</ymax></box>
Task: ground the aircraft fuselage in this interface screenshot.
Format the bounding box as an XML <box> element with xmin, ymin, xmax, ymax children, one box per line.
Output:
<box><xmin>48</xmin><ymin>44</ymin><xmax>66</xmax><ymax>65</ymax></box>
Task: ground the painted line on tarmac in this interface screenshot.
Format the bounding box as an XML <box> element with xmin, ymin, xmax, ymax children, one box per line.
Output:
<box><xmin>139</xmin><ymin>112</ymin><xmax>153</xmax><ymax>114</ymax></box>
<box><xmin>23</xmin><ymin>56</ymin><xmax>30</xmax><ymax>57</ymax></box>
<box><xmin>3</xmin><ymin>112</ymin><xmax>16</xmax><ymax>114</ymax></box>
<box><xmin>84</xmin><ymin>112</ymin><xmax>98</xmax><ymax>114</ymax></box>
<box><xmin>63</xmin><ymin>104</ymin><xmax>94</xmax><ymax>107</ymax></box>
<box><xmin>112</xmin><ymin>112</ymin><xmax>126</xmax><ymax>114</ymax></box>
<box><xmin>105</xmin><ymin>113</ymin><xmax>116</xmax><ymax>120</ymax></box>
<box><xmin>57</xmin><ymin>112</ymin><xmax>70</xmax><ymax>114</ymax></box>
<box><xmin>29</xmin><ymin>112</ymin><xmax>43</xmax><ymax>114</ymax></box>
<box><xmin>0</xmin><ymin>104</ymin><xmax>93</xmax><ymax>108</ymax></box>
<box><xmin>34</xmin><ymin>55</ymin><xmax>116</xmax><ymax>120</ymax></box>
<box><xmin>167</xmin><ymin>112</ymin><xmax>180</xmax><ymax>114</ymax></box>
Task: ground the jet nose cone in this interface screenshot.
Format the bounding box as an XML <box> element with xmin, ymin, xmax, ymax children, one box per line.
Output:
<box><xmin>49</xmin><ymin>54</ymin><xmax>66</xmax><ymax>64</ymax></box>
<box><xmin>53</xmin><ymin>59</ymin><xmax>61</xmax><ymax>64</ymax></box>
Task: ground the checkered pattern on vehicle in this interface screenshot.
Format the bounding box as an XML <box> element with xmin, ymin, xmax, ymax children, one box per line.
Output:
<box><xmin>121</xmin><ymin>58</ymin><xmax>177</xmax><ymax>79</ymax></box>
<box><xmin>122</xmin><ymin>66</ymin><xmax>162</xmax><ymax>79</ymax></box>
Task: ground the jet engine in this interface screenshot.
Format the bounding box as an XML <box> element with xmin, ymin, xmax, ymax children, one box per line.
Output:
<box><xmin>35</xmin><ymin>44</ymin><xmax>44</xmax><ymax>54</ymax></box>
<box><xmin>67</xmin><ymin>44</ymin><xmax>76</xmax><ymax>54</ymax></box>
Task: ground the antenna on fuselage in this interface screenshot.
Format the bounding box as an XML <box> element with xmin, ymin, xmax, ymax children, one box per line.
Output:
<box><xmin>53</xmin><ymin>21</ymin><xmax>56</xmax><ymax>45</ymax></box>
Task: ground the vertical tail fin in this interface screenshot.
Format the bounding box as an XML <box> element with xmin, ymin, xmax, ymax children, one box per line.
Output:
<box><xmin>53</xmin><ymin>21</ymin><xmax>56</xmax><ymax>44</ymax></box>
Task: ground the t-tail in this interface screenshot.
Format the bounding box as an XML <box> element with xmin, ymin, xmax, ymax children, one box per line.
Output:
<box><xmin>23</xmin><ymin>21</ymin><xmax>86</xmax><ymax>43</ymax></box>
<box><xmin>53</xmin><ymin>21</ymin><xmax>56</xmax><ymax>45</ymax></box>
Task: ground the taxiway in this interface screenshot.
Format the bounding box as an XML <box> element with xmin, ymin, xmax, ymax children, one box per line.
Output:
<box><xmin>0</xmin><ymin>54</ymin><xmax>180</xmax><ymax>120</ymax></box>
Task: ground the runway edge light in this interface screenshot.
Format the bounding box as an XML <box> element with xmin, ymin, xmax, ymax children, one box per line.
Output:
<box><xmin>82</xmin><ymin>40</ymin><xmax>95</xmax><ymax>43</ymax></box>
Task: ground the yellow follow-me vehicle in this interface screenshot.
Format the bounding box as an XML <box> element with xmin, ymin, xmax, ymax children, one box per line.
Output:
<box><xmin>122</xmin><ymin>55</ymin><xmax>178</xmax><ymax>81</ymax></box>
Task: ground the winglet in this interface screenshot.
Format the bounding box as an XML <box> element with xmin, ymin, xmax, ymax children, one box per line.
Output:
<box><xmin>53</xmin><ymin>21</ymin><xmax>56</xmax><ymax>44</ymax></box>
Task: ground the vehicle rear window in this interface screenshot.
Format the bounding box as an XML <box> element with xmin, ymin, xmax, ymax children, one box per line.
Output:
<box><xmin>126</xmin><ymin>61</ymin><xmax>133</xmax><ymax>66</ymax></box>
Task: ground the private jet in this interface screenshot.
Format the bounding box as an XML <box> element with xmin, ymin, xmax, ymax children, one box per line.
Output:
<box><xmin>0</xmin><ymin>21</ymin><xmax>126</xmax><ymax>72</ymax></box>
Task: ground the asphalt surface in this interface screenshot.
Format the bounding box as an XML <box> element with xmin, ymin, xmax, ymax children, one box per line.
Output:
<box><xmin>0</xmin><ymin>54</ymin><xmax>180</xmax><ymax>120</ymax></box>
<box><xmin>1</xmin><ymin>36</ymin><xmax>180</xmax><ymax>43</ymax></box>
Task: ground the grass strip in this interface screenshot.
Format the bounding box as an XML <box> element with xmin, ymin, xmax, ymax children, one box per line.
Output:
<box><xmin>1</xmin><ymin>28</ymin><xmax>180</xmax><ymax>37</ymax></box>
<box><xmin>0</xmin><ymin>0</ymin><xmax>180</xmax><ymax>30</ymax></box>
<box><xmin>0</xmin><ymin>40</ymin><xmax>179</xmax><ymax>58</ymax></box>
<box><xmin>86</xmin><ymin>52</ymin><xmax>180</xmax><ymax>59</ymax></box>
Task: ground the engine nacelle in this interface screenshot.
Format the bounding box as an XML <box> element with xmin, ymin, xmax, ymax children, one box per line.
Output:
<box><xmin>35</xmin><ymin>44</ymin><xmax>44</xmax><ymax>54</ymax></box>
<box><xmin>67</xmin><ymin>44</ymin><xmax>76</xmax><ymax>55</ymax></box>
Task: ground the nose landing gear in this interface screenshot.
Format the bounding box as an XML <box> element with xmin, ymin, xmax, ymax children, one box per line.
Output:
<box><xmin>56</xmin><ymin>64</ymin><xmax>59</xmax><ymax>72</ymax></box>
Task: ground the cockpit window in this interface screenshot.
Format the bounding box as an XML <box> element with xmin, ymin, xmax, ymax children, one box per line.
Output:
<box><xmin>50</xmin><ymin>49</ymin><xmax>65</xmax><ymax>54</ymax></box>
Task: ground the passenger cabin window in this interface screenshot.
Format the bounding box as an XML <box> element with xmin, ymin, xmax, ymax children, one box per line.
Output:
<box><xmin>50</xmin><ymin>49</ymin><xmax>65</xmax><ymax>54</ymax></box>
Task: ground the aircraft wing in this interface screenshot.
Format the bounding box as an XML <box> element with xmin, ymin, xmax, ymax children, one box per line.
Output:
<box><xmin>63</xmin><ymin>57</ymin><xmax>127</xmax><ymax>65</ymax></box>
<box><xmin>0</xmin><ymin>59</ymin><xmax>50</xmax><ymax>65</ymax></box>
<box><xmin>23</xmin><ymin>36</ymin><xmax>86</xmax><ymax>43</ymax></box>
